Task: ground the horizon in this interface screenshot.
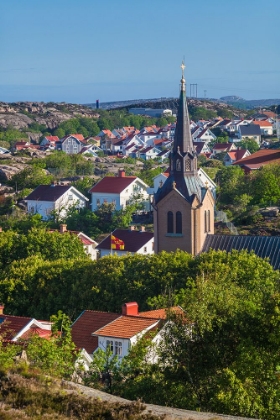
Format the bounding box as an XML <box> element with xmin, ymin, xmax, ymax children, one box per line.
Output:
<box><xmin>1</xmin><ymin>0</ymin><xmax>280</xmax><ymax>104</ymax></box>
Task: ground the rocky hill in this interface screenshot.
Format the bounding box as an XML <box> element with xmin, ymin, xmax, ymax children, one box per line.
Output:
<box><xmin>0</xmin><ymin>101</ymin><xmax>99</xmax><ymax>131</ymax></box>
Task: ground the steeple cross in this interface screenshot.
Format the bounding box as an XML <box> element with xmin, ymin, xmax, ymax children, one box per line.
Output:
<box><xmin>180</xmin><ymin>61</ymin><xmax>185</xmax><ymax>77</ymax></box>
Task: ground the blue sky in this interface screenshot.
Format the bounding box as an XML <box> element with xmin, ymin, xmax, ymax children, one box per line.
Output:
<box><xmin>1</xmin><ymin>0</ymin><xmax>280</xmax><ymax>103</ymax></box>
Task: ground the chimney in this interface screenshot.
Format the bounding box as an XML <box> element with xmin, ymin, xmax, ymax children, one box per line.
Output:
<box><xmin>140</xmin><ymin>226</ymin><xmax>145</xmax><ymax>232</ymax></box>
<box><xmin>129</xmin><ymin>225</ymin><xmax>135</xmax><ymax>231</ymax></box>
<box><xmin>0</xmin><ymin>304</ymin><xmax>4</xmax><ymax>315</ymax></box>
<box><xmin>119</xmin><ymin>169</ymin><xmax>125</xmax><ymax>177</ymax></box>
<box><xmin>122</xmin><ymin>302</ymin><xmax>138</xmax><ymax>316</ymax></box>
<box><xmin>60</xmin><ymin>224</ymin><xmax>67</xmax><ymax>233</ymax></box>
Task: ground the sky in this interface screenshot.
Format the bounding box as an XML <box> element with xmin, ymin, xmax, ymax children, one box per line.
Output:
<box><xmin>1</xmin><ymin>0</ymin><xmax>280</xmax><ymax>104</ymax></box>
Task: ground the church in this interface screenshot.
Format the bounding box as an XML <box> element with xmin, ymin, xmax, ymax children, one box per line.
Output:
<box><xmin>153</xmin><ymin>64</ymin><xmax>280</xmax><ymax>270</ymax></box>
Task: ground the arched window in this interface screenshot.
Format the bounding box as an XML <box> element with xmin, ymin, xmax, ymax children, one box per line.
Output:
<box><xmin>208</xmin><ymin>210</ymin><xmax>211</xmax><ymax>232</ymax></box>
<box><xmin>176</xmin><ymin>159</ymin><xmax>181</xmax><ymax>171</ymax></box>
<box><xmin>176</xmin><ymin>211</ymin><xmax>182</xmax><ymax>234</ymax></box>
<box><xmin>167</xmin><ymin>211</ymin><xmax>173</xmax><ymax>233</ymax></box>
<box><xmin>204</xmin><ymin>210</ymin><xmax>207</xmax><ymax>233</ymax></box>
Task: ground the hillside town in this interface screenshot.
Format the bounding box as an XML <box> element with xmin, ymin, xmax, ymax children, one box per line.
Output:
<box><xmin>0</xmin><ymin>68</ymin><xmax>280</xmax><ymax>420</ymax></box>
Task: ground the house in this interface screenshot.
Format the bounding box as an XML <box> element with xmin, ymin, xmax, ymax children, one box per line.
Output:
<box><xmin>252</xmin><ymin>120</ymin><xmax>273</xmax><ymax>136</ymax></box>
<box><xmin>12</xmin><ymin>142</ymin><xmax>40</xmax><ymax>152</ymax></box>
<box><xmin>89</xmin><ymin>170</ymin><xmax>150</xmax><ymax>212</ymax></box>
<box><xmin>0</xmin><ymin>304</ymin><xmax>52</xmax><ymax>342</ymax></box>
<box><xmin>71</xmin><ymin>302</ymin><xmax>183</xmax><ymax>368</ymax></box>
<box><xmin>156</xmin><ymin>149</ymin><xmax>170</xmax><ymax>162</ymax></box>
<box><xmin>25</xmin><ymin>184</ymin><xmax>89</xmax><ymax>220</ymax></box>
<box><xmin>192</xmin><ymin>127</ymin><xmax>216</xmax><ymax>144</ymax></box>
<box><xmin>212</xmin><ymin>142</ymin><xmax>237</xmax><ymax>155</ymax></box>
<box><xmin>238</xmin><ymin>124</ymin><xmax>261</xmax><ymax>145</ymax></box>
<box><xmin>223</xmin><ymin>149</ymin><xmax>251</xmax><ymax>166</ymax></box>
<box><xmin>79</xmin><ymin>144</ymin><xmax>102</xmax><ymax>156</ymax></box>
<box><xmin>96</xmin><ymin>226</ymin><xmax>154</xmax><ymax>258</ymax></box>
<box><xmin>40</xmin><ymin>135</ymin><xmax>60</xmax><ymax>150</ymax></box>
<box><xmin>193</xmin><ymin>141</ymin><xmax>211</xmax><ymax>155</ymax></box>
<box><xmin>233</xmin><ymin>149</ymin><xmax>280</xmax><ymax>173</ymax></box>
<box><xmin>139</xmin><ymin>146</ymin><xmax>161</xmax><ymax>160</ymax></box>
<box><xmin>56</xmin><ymin>135</ymin><xmax>85</xmax><ymax>154</ymax></box>
<box><xmin>50</xmin><ymin>224</ymin><xmax>98</xmax><ymax>260</ymax></box>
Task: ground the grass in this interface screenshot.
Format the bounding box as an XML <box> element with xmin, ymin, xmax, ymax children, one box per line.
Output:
<box><xmin>0</xmin><ymin>370</ymin><xmax>165</xmax><ymax>420</ymax></box>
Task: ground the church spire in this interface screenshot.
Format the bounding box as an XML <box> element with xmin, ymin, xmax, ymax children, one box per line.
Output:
<box><xmin>172</xmin><ymin>61</ymin><xmax>194</xmax><ymax>158</ymax></box>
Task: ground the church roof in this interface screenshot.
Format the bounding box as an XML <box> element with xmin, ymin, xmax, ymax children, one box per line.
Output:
<box><xmin>202</xmin><ymin>235</ymin><xmax>280</xmax><ymax>270</ymax></box>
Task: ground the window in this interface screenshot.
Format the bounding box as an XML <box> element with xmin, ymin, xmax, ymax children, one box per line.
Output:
<box><xmin>185</xmin><ymin>159</ymin><xmax>191</xmax><ymax>171</ymax></box>
<box><xmin>144</xmin><ymin>246</ymin><xmax>147</xmax><ymax>253</ymax></box>
<box><xmin>106</xmin><ymin>340</ymin><xmax>114</xmax><ymax>352</ymax></box>
<box><xmin>208</xmin><ymin>210</ymin><xmax>211</xmax><ymax>232</ymax></box>
<box><xmin>68</xmin><ymin>194</ymin><xmax>73</xmax><ymax>200</ymax></box>
<box><xmin>115</xmin><ymin>341</ymin><xmax>122</xmax><ymax>356</ymax></box>
<box><xmin>204</xmin><ymin>210</ymin><xmax>207</xmax><ymax>233</ymax></box>
<box><xmin>176</xmin><ymin>211</ymin><xmax>182</xmax><ymax>234</ymax></box>
<box><xmin>167</xmin><ymin>211</ymin><xmax>173</xmax><ymax>233</ymax></box>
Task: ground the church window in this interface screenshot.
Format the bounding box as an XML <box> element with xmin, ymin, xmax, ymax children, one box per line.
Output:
<box><xmin>167</xmin><ymin>211</ymin><xmax>173</xmax><ymax>233</ymax></box>
<box><xmin>204</xmin><ymin>210</ymin><xmax>207</xmax><ymax>233</ymax></box>
<box><xmin>208</xmin><ymin>210</ymin><xmax>211</xmax><ymax>232</ymax></box>
<box><xmin>185</xmin><ymin>159</ymin><xmax>191</xmax><ymax>171</ymax></box>
<box><xmin>176</xmin><ymin>211</ymin><xmax>182</xmax><ymax>234</ymax></box>
<box><xmin>176</xmin><ymin>159</ymin><xmax>181</xmax><ymax>171</ymax></box>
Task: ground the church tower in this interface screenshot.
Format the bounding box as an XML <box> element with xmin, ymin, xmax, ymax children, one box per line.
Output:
<box><xmin>153</xmin><ymin>63</ymin><xmax>215</xmax><ymax>255</ymax></box>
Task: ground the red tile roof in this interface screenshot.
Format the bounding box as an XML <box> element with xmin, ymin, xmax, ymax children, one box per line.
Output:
<box><xmin>71</xmin><ymin>311</ymin><xmax>120</xmax><ymax>354</ymax></box>
<box><xmin>93</xmin><ymin>315</ymin><xmax>159</xmax><ymax>339</ymax></box>
<box><xmin>226</xmin><ymin>149</ymin><xmax>249</xmax><ymax>161</ymax></box>
<box><xmin>0</xmin><ymin>315</ymin><xmax>33</xmax><ymax>340</ymax></box>
<box><xmin>96</xmin><ymin>229</ymin><xmax>153</xmax><ymax>252</ymax></box>
<box><xmin>234</xmin><ymin>149</ymin><xmax>280</xmax><ymax>168</ymax></box>
<box><xmin>139</xmin><ymin>307</ymin><xmax>184</xmax><ymax>319</ymax></box>
<box><xmin>45</xmin><ymin>136</ymin><xmax>59</xmax><ymax>142</ymax></box>
<box><xmin>89</xmin><ymin>176</ymin><xmax>137</xmax><ymax>194</ymax></box>
<box><xmin>252</xmin><ymin>120</ymin><xmax>273</xmax><ymax>127</ymax></box>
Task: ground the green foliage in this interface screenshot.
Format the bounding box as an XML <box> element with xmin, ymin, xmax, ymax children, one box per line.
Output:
<box><xmin>0</xmin><ymin>227</ymin><xmax>87</xmax><ymax>269</ymax></box>
<box><xmin>216</xmin><ymin>165</ymin><xmax>245</xmax><ymax>205</ymax></box>
<box><xmin>189</xmin><ymin>106</ymin><xmax>217</xmax><ymax>121</ymax></box>
<box><xmin>0</xmin><ymin>127</ymin><xmax>28</xmax><ymax>145</ymax></box>
<box><xmin>27</xmin><ymin>312</ymin><xmax>77</xmax><ymax>378</ymax></box>
<box><xmin>144</xmin><ymin>250</ymin><xmax>280</xmax><ymax>417</ymax></box>
<box><xmin>7</xmin><ymin>167</ymin><xmax>53</xmax><ymax>190</ymax></box>
<box><xmin>238</xmin><ymin>138</ymin><xmax>259</xmax><ymax>153</ymax></box>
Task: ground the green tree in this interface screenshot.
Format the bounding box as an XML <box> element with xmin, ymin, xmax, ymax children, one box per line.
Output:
<box><xmin>7</xmin><ymin>166</ymin><xmax>53</xmax><ymax>190</ymax></box>
<box><xmin>238</xmin><ymin>138</ymin><xmax>259</xmax><ymax>154</ymax></box>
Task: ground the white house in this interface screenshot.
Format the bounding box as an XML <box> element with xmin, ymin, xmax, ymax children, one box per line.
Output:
<box><xmin>252</xmin><ymin>120</ymin><xmax>273</xmax><ymax>136</ymax></box>
<box><xmin>89</xmin><ymin>170</ymin><xmax>150</xmax><ymax>212</ymax></box>
<box><xmin>223</xmin><ymin>149</ymin><xmax>251</xmax><ymax>166</ymax></box>
<box><xmin>71</xmin><ymin>302</ymin><xmax>183</xmax><ymax>369</ymax></box>
<box><xmin>25</xmin><ymin>184</ymin><xmax>89</xmax><ymax>220</ymax></box>
<box><xmin>192</xmin><ymin>128</ymin><xmax>216</xmax><ymax>144</ymax></box>
<box><xmin>139</xmin><ymin>146</ymin><xmax>161</xmax><ymax>160</ymax></box>
<box><xmin>96</xmin><ymin>227</ymin><xmax>154</xmax><ymax>258</ymax></box>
